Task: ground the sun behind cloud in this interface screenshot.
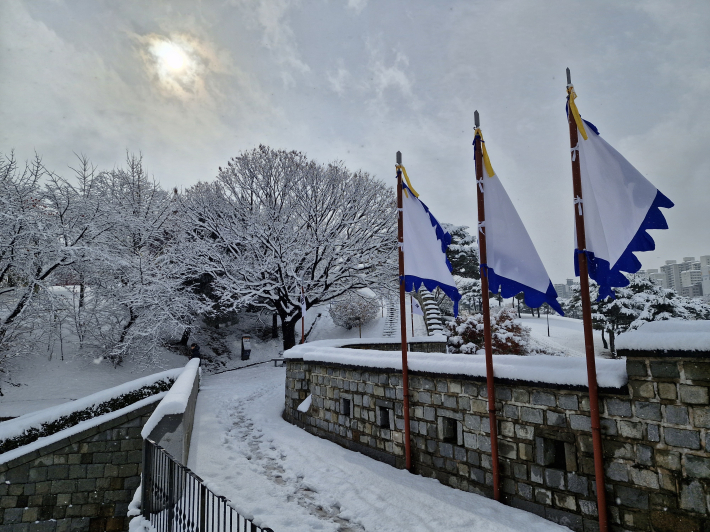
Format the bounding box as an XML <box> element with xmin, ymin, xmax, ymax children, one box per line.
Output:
<box><xmin>139</xmin><ymin>34</ymin><xmax>208</xmax><ymax>99</ymax></box>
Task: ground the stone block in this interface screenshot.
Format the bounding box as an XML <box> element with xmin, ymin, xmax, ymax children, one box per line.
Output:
<box><xmin>530</xmin><ymin>465</ymin><xmax>543</xmax><ymax>484</ymax></box>
<box><xmin>630</xmin><ymin>468</ymin><xmax>659</xmax><ymax>489</ymax></box>
<box><xmin>499</xmin><ymin>440</ymin><xmax>516</xmax><ymax>459</ymax></box>
<box><xmin>500</xmin><ymin>421</ymin><xmax>514</xmax><ymax>438</ymax></box>
<box><xmin>520</xmin><ymin>407</ymin><xmax>543</xmax><ymax>424</ymax></box>
<box><xmin>470</xmin><ymin>399</ymin><xmax>487</xmax><ymax>414</ymax></box>
<box><xmin>636</xmin><ymin>444</ymin><xmax>653</xmax><ymax>466</ymax></box>
<box><xmin>567</xmin><ymin>472</ymin><xmax>588</xmax><ymax>495</ymax></box>
<box><xmin>495</xmin><ymin>387</ymin><xmax>512</xmax><ymax>401</ymax></box>
<box><xmin>600</xmin><ymin>418</ymin><xmax>617</xmax><ymax>436</ymax></box>
<box><xmin>650</xmin><ymin>361</ymin><xmax>680</xmax><ymax>378</ymax></box>
<box><xmin>570</xmin><ymin>415</ymin><xmax>591</xmax><ymax>432</ymax></box>
<box><xmin>547</xmin><ymin>411</ymin><xmax>566</xmax><ymax>427</ymax></box>
<box><xmin>579</xmin><ymin>499</ymin><xmax>598</xmax><ymax>517</ymax></box>
<box><xmin>647</xmin><ymin>424</ymin><xmax>660</xmax><ymax>442</ymax></box>
<box><xmin>618</xmin><ymin>420</ymin><xmax>643</xmax><ymax>439</ymax></box>
<box><xmin>4</xmin><ymin>507</ymin><xmax>23</xmax><ymax>524</ymax></box>
<box><xmin>679</xmin><ymin>385</ymin><xmax>709</xmax><ymax>405</ymax></box>
<box><xmin>635</xmin><ymin>401</ymin><xmax>662</xmax><ymax>421</ymax></box>
<box><xmin>665</xmin><ymin>405</ymin><xmax>689</xmax><ymax>425</ymax></box>
<box><xmin>532</xmin><ymin>392</ymin><xmax>556</xmax><ymax>407</ymax></box>
<box><xmin>535</xmin><ymin>487</ymin><xmax>552</xmax><ymax>505</ymax></box>
<box><xmin>664</xmin><ymin>428</ymin><xmax>701</xmax><ymax>450</ymax></box>
<box><xmin>693</xmin><ymin>406</ymin><xmax>710</xmax><ymax>428</ymax></box>
<box><xmin>656</xmin><ymin>450</ymin><xmax>681</xmax><ymax>470</ymax></box>
<box><xmin>513</xmin><ymin>424</ymin><xmax>533</xmax><ymax>440</ymax></box>
<box><xmin>512</xmin><ymin>389</ymin><xmax>529</xmax><ymax>403</ymax></box>
<box><xmin>685</xmin><ymin>454</ymin><xmax>710</xmax><ymax>479</ymax></box>
<box><xmin>684</xmin><ymin>362</ymin><xmax>710</xmax><ymax>382</ymax></box>
<box><xmin>518</xmin><ymin>482</ymin><xmax>533</xmax><ymax>500</ymax></box>
<box><xmin>605</xmin><ymin>398</ymin><xmax>632</xmax><ymax>417</ymax></box>
<box><xmin>606</xmin><ymin>461</ymin><xmax>629</xmax><ymax>482</ymax></box>
<box><xmin>463</xmin><ymin>433</ymin><xmax>477</xmax><ymax>450</ymax></box>
<box><xmin>519</xmin><ymin>443</ymin><xmax>533</xmax><ymax>461</ymax></box>
<box><xmin>680</xmin><ymin>480</ymin><xmax>706</xmax><ymax>514</ymax></box>
<box><xmin>545</xmin><ymin>469</ymin><xmax>565</xmax><ymax>490</ymax></box>
<box><xmin>658</xmin><ymin>382</ymin><xmax>677</xmax><ymax>400</ymax></box>
<box><xmin>626</xmin><ymin>360</ymin><xmax>647</xmax><ymax>377</ymax></box>
<box><xmin>503</xmin><ymin>405</ymin><xmax>519</xmax><ymax>419</ymax></box>
<box><xmin>554</xmin><ymin>492</ymin><xmax>577</xmax><ymax>511</ymax></box>
<box><xmin>616</xmin><ymin>485</ymin><xmax>649</xmax><ymax>510</ymax></box>
<box><xmin>630</xmin><ymin>381</ymin><xmax>655</xmax><ymax>399</ymax></box>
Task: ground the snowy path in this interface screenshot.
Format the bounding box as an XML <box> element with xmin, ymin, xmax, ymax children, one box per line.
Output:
<box><xmin>189</xmin><ymin>365</ymin><xmax>570</xmax><ymax>532</ymax></box>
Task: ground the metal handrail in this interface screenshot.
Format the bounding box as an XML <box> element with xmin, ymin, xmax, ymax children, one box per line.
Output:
<box><xmin>142</xmin><ymin>439</ymin><xmax>275</xmax><ymax>532</ymax></box>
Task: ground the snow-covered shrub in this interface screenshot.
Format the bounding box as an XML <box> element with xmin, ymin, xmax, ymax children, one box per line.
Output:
<box><xmin>329</xmin><ymin>293</ymin><xmax>380</xmax><ymax>330</ymax></box>
<box><xmin>446</xmin><ymin>308</ymin><xmax>530</xmax><ymax>355</ymax></box>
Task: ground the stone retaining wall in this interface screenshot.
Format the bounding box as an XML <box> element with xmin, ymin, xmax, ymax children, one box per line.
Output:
<box><xmin>284</xmin><ymin>353</ymin><xmax>710</xmax><ymax>532</ymax></box>
<box><xmin>0</xmin><ymin>400</ymin><xmax>158</xmax><ymax>532</ymax></box>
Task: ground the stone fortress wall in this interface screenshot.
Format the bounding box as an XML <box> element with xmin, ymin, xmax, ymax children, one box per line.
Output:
<box><xmin>284</xmin><ymin>346</ymin><xmax>710</xmax><ymax>532</ymax></box>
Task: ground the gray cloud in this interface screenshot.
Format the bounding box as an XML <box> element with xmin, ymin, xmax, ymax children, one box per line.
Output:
<box><xmin>1</xmin><ymin>0</ymin><xmax>708</xmax><ymax>282</ymax></box>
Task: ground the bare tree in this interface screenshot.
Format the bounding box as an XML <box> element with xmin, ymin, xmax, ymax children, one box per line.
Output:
<box><xmin>182</xmin><ymin>146</ymin><xmax>396</xmax><ymax>349</ymax></box>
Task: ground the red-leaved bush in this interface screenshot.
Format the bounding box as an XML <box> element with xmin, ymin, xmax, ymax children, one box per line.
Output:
<box><xmin>445</xmin><ymin>308</ymin><xmax>531</xmax><ymax>355</ymax></box>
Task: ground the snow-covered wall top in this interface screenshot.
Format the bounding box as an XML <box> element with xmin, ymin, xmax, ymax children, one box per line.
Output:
<box><xmin>617</xmin><ymin>319</ymin><xmax>710</xmax><ymax>352</ymax></box>
<box><xmin>285</xmin><ymin>344</ymin><xmax>627</xmax><ymax>389</ymax></box>
<box><xmin>141</xmin><ymin>358</ymin><xmax>200</xmax><ymax>438</ymax></box>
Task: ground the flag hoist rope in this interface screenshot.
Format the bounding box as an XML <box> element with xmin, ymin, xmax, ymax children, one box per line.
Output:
<box><xmin>396</xmin><ymin>152</ymin><xmax>413</xmax><ymax>472</ymax></box>
<box><xmin>566</xmin><ymin>69</ymin><xmax>608</xmax><ymax>532</ymax></box>
<box><xmin>473</xmin><ymin>115</ymin><xmax>501</xmax><ymax>502</ymax></box>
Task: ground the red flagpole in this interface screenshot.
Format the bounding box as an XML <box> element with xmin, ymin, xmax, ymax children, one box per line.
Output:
<box><xmin>301</xmin><ymin>285</ymin><xmax>305</xmax><ymax>344</ymax></box>
<box><xmin>473</xmin><ymin>111</ymin><xmax>501</xmax><ymax>501</ymax></box>
<box><xmin>397</xmin><ymin>151</ymin><xmax>413</xmax><ymax>472</ymax></box>
<box><xmin>566</xmin><ymin>68</ymin><xmax>608</xmax><ymax>532</ymax></box>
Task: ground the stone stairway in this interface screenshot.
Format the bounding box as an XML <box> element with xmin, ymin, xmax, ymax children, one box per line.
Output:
<box><xmin>383</xmin><ymin>298</ymin><xmax>398</xmax><ymax>337</ymax></box>
<box><xmin>419</xmin><ymin>289</ymin><xmax>445</xmax><ymax>336</ymax></box>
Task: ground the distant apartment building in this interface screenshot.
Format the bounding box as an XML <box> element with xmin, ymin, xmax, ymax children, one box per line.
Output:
<box><xmin>649</xmin><ymin>256</ymin><xmax>710</xmax><ymax>299</ymax></box>
<box><xmin>560</xmin><ymin>256</ymin><xmax>710</xmax><ymax>300</ymax></box>
<box><xmin>553</xmin><ymin>279</ymin><xmax>577</xmax><ymax>299</ymax></box>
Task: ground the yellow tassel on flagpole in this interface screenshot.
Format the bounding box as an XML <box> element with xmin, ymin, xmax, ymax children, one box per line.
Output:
<box><xmin>396</xmin><ymin>165</ymin><xmax>419</xmax><ymax>198</ymax></box>
<box><xmin>474</xmin><ymin>128</ymin><xmax>496</xmax><ymax>178</ymax></box>
<box><xmin>567</xmin><ymin>86</ymin><xmax>588</xmax><ymax>140</ymax></box>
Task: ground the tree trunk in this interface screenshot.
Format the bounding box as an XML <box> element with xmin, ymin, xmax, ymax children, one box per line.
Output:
<box><xmin>79</xmin><ymin>283</ymin><xmax>85</xmax><ymax>309</ymax></box>
<box><xmin>179</xmin><ymin>327</ymin><xmax>191</xmax><ymax>346</ymax></box>
<box><xmin>601</xmin><ymin>328</ymin><xmax>608</xmax><ymax>350</ymax></box>
<box><xmin>282</xmin><ymin>317</ymin><xmax>297</xmax><ymax>351</ymax></box>
<box><xmin>609</xmin><ymin>329</ymin><xmax>616</xmax><ymax>355</ymax></box>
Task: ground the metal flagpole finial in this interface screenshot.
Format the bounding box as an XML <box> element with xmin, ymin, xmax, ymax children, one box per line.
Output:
<box><xmin>566</xmin><ymin>67</ymin><xmax>572</xmax><ymax>86</ymax></box>
<box><xmin>474</xmin><ymin>110</ymin><xmax>480</xmax><ymax>128</ymax></box>
<box><xmin>396</xmin><ymin>151</ymin><xmax>402</xmax><ymax>165</ymax></box>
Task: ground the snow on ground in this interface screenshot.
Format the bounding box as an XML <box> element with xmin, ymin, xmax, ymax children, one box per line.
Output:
<box><xmin>519</xmin><ymin>314</ymin><xmax>610</xmax><ymax>358</ymax></box>
<box><xmin>188</xmin><ymin>365</ymin><xmax>571</xmax><ymax>532</ymax></box>
<box><xmin>307</xmin><ymin>298</ymin><xmax>427</xmax><ymax>342</ymax></box>
<box><xmin>0</xmin><ymin>347</ymin><xmax>187</xmax><ymax>418</ymax></box>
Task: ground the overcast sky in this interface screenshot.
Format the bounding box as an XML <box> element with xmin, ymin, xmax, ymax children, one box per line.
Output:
<box><xmin>2</xmin><ymin>0</ymin><xmax>709</xmax><ymax>282</ymax></box>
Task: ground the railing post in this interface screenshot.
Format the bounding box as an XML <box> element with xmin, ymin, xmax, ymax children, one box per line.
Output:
<box><xmin>141</xmin><ymin>440</ymin><xmax>151</xmax><ymax>519</ymax></box>
<box><xmin>199</xmin><ymin>484</ymin><xmax>207</xmax><ymax>532</ymax></box>
<box><xmin>167</xmin><ymin>457</ymin><xmax>175</xmax><ymax>531</ymax></box>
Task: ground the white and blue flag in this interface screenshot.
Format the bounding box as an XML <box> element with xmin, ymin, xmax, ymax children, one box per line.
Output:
<box><xmin>401</xmin><ymin>181</ymin><xmax>462</xmax><ymax>316</ymax></box>
<box><xmin>475</xmin><ymin>131</ymin><xmax>564</xmax><ymax>315</ymax></box>
<box><xmin>569</xmin><ymin>96</ymin><xmax>673</xmax><ymax>300</ymax></box>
